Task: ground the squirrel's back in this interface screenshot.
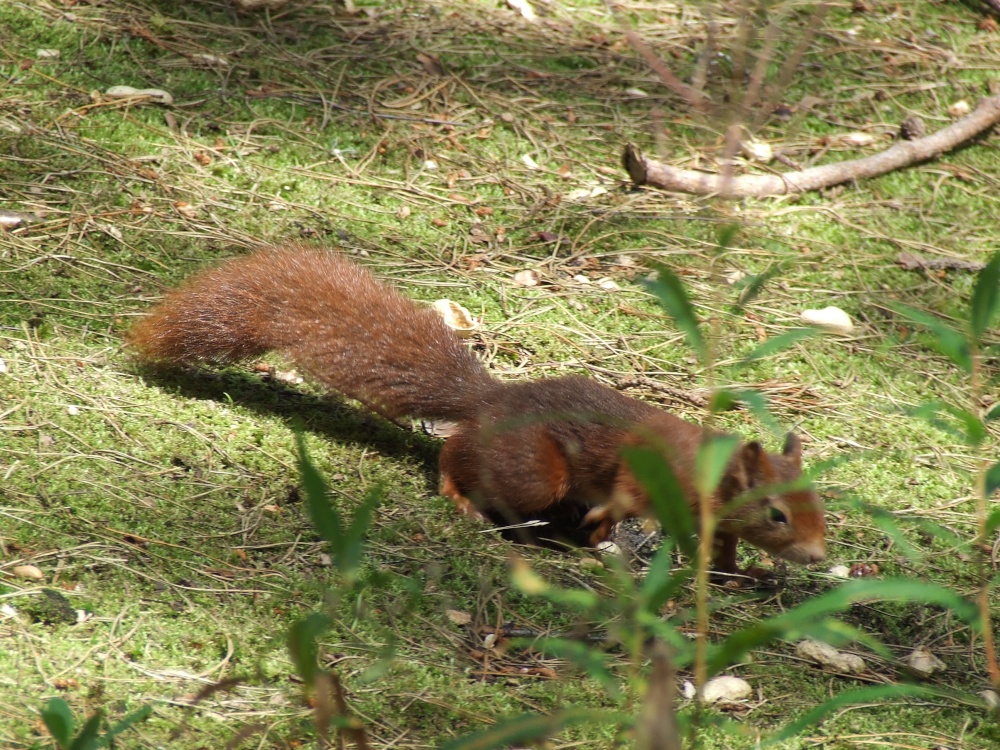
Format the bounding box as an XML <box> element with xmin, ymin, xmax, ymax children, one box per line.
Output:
<box><xmin>127</xmin><ymin>245</ymin><xmax>496</xmax><ymax>421</ymax></box>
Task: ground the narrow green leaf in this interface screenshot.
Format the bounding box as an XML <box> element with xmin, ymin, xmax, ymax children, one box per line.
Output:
<box><xmin>623</xmin><ymin>446</ymin><xmax>697</xmax><ymax>560</ymax></box>
<box><xmin>708</xmin><ymin>578</ymin><xmax>979</xmax><ymax>676</ymax></box>
<box><xmin>969</xmin><ymin>250</ymin><xmax>1000</xmax><ymax>342</ymax></box>
<box><xmin>68</xmin><ymin>711</ymin><xmax>103</xmax><ymax>750</ymax></box>
<box><xmin>695</xmin><ymin>434</ymin><xmax>740</xmax><ymax>499</ymax></box>
<box><xmin>716</xmin><ymin>222</ymin><xmax>740</xmax><ymax>250</ymax></box>
<box><xmin>984</xmin><ymin>507</ymin><xmax>1000</xmax><ymax>539</ymax></box>
<box><xmin>890</xmin><ymin>303</ymin><xmax>972</xmax><ymax>372</ymax></box>
<box><xmin>295</xmin><ymin>431</ymin><xmax>342</xmax><ymax>550</ymax></box>
<box><xmin>986</xmin><ymin>462</ymin><xmax>1000</xmax><ymax>498</ymax></box>
<box><xmin>985</xmin><ymin>402</ymin><xmax>1000</xmax><ymax>422</ymax></box>
<box><xmin>723</xmin><ymin>388</ymin><xmax>781</xmax><ymax>436</ymax></box>
<box><xmin>287</xmin><ymin>612</ymin><xmax>331</xmax><ymax>687</ymax></box>
<box><xmin>638</xmin><ymin>539</ymin><xmax>693</xmax><ymax>615</ymax></box>
<box><xmin>767</xmin><ymin>684</ymin><xmax>951</xmax><ymax>744</ymax></box>
<box><xmin>527</xmin><ymin>638</ymin><xmax>620</xmax><ymax>696</ymax></box>
<box><xmin>949</xmin><ymin>407</ymin><xmax>987</xmax><ymax>447</ymax></box>
<box><xmin>42</xmin><ymin>698</ymin><xmax>75</xmax><ymax>750</ymax></box>
<box><xmin>440</xmin><ymin>708</ymin><xmax>615</xmax><ymax>750</ymax></box>
<box><xmin>907</xmin><ymin>402</ymin><xmax>984</xmax><ymax>445</ymax></box>
<box><xmin>867</xmin><ymin>508</ymin><xmax>923</xmax><ymax>562</ymax></box>
<box><xmin>739</xmin><ymin>327</ymin><xmax>817</xmax><ymax>366</ymax></box>
<box><xmin>99</xmin><ymin>705</ymin><xmax>152</xmax><ymax>747</ymax></box>
<box><xmin>731</xmin><ymin>262</ymin><xmax>786</xmax><ymax>312</ymax></box>
<box><xmin>644</xmin><ymin>265</ymin><xmax>707</xmax><ymax>363</ymax></box>
<box><xmin>340</xmin><ymin>484</ymin><xmax>383</xmax><ymax>576</ymax></box>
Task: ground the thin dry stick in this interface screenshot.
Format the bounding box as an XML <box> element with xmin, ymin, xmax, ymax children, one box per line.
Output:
<box><xmin>623</xmin><ymin>94</ymin><xmax>1000</xmax><ymax>198</ymax></box>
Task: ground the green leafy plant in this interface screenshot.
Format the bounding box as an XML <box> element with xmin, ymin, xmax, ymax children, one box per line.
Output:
<box><xmin>41</xmin><ymin>697</ymin><xmax>150</xmax><ymax>750</ymax></box>
<box><xmin>891</xmin><ymin>249</ymin><xmax>1000</xmax><ymax>694</ymax></box>
<box><xmin>447</xmin><ymin>237</ymin><xmax>999</xmax><ymax>749</ymax></box>
<box><xmin>284</xmin><ymin>430</ymin><xmax>385</xmax><ymax>749</ymax></box>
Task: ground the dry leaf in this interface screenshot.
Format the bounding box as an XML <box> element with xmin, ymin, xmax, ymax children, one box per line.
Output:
<box><xmin>506</xmin><ymin>0</ymin><xmax>537</xmax><ymax>22</ymax></box>
<box><xmin>947</xmin><ymin>99</ymin><xmax>971</xmax><ymax>117</ymax></box>
<box><xmin>742</xmin><ymin>138</ymin><xmax>773</xmax><ymax>162</ymax></box>
<box><xmin>513</xmin><ymin>270</ymin><xmax>541</xmax><ymax>287</ymax></box>
<box><xmin>564</xmin><ymin>185</ymin><xmax>608</xmax><ymax>201</ymax></box>
<box><xmin>521</xmin><ymin>154</ymin><xmax>539</xmax><ymax>170</ymax></box>
<box><xmin>173</xmin><ymin>201</ymin><xmax>199</xmax><ymax>219</ymax></box>
<box><xmin>556</xmin><ymin>163</ymin><xmax>573</xmax><ymax>179</ymax></box>
<box><xmin>431</xmin><ymin>218</ymin><xmax>447</xmax><ymax>227</ymax></box>
<box><xmin>446</xmin><ymin>609</ymin><xmax>472</xmax><ymax>625</ymax></box>
<box><xmin>432</xmin><ymin>299</ymin><xmax>479</xmax><ymax>338</ymax></box>
<box><xmin>416</xmin><ymin>52</ymin><xmax>444</xmax><ymax>76</ymax></box>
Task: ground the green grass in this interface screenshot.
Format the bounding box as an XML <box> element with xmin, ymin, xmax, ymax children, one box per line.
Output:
<box><xmin>2</xmin><ymin>0</ymin><xmax>999</xmax><ymax>747</ymax></box>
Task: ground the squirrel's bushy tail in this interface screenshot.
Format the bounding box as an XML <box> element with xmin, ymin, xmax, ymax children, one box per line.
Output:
<box><xmin>127</xmin><ymin>245</ymin><xmax>496</xmax><ymax>421</ymax></box>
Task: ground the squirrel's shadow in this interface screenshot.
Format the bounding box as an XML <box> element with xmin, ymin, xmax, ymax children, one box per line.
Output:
<box><xmin>134</xmin><ymin>364</ymin><xmax>598</xmax><ymax>549</ymax></box>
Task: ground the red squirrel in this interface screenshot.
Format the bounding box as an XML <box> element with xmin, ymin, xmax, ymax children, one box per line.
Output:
<box><xmin>126</xmin><ymin>244</ymin><xmax>826</xmax><ymax>573</ymax></box>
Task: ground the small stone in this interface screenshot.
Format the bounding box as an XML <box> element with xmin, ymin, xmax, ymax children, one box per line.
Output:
<box><xmin>796</xmin><ymin>639</ymin><xmax>866</xmax><ymax>674</ymax></box>
<box><xmin>13</xmin><ymin>565</ymin><xmax>44</xmax><ymax>580</ymax></box>
<box><xmin>905</xmin><ymin>647</ymin><xmax>946</xmax><ymax>678</ymax></box>
<box><xmin>105</xmin><ymin>86</ymin><xmax>174</xmax><ymax>105</ymax></box>
<box><xmin>800</xmin><ymin>306</ymin><xmax>853</xmax><ymax>334</ymax></box>
<box><xmin>596</xmin><ymin>540</ymin><xmax>621</xmax><ymax>556</ymax></box>
<box><xmin>687</xmin><ymin>676</ymin><xmax>753</xmax><ymax>703</ymax></box>
<box><xmin>828</xmin><ymin>564</ymin><xmax>851</xmax><ymax>578</ymax></box>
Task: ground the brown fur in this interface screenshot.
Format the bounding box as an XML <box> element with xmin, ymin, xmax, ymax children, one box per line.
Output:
<box><xmin>128</xmin><ymin>245</ymin><xmax>826</xmax><ymax>572</ymax></box>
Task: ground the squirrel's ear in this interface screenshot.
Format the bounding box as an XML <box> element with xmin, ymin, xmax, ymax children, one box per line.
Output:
<box><xmin>782</xmin><ymin>432</ymin><xmax>802</xmax><ymax>467</ymax></box>
<box><xmin>737</xmin><ymin>441</ymin><xmax>764</xmax><ymax>486</ymax></box>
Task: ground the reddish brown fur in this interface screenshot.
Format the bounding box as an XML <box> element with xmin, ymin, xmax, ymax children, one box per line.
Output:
<box><xmin>128</xmin><ymin>245</ymin><xmax>826</xmax><ymax>572</ymax></box>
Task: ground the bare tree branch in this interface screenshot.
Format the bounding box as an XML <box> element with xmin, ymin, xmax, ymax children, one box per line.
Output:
<box><xmin>623</xmin><ymin>94</ymin><xmax>1000</xmax><ymax>199</ymax></box>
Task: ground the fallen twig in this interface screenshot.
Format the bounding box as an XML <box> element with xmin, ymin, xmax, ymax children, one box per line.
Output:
<box><xmin>623</xmin><ymin>94</ymin><xmax>1000</xmax><ymax>198</ymax></box>
<box><xmin>896</xmin><ymin>252</ymin><xmax>986</xmax><ymax>273</ymax></box>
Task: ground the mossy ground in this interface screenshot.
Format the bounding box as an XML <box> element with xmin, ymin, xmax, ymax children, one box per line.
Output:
<box><xmin>1</xmin><ymin>1</ymin><xmax>998</xmax><ymax>748</ymax></box>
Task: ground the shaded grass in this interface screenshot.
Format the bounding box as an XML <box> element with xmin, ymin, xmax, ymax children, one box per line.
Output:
<box><xmin>2</xmin><ymin>0</ymin><xmax>999</xmax><ymax>747</ymax></box>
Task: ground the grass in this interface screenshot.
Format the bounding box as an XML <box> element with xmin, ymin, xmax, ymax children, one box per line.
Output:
<box><xmin>2</xmin><ymin>0</ymin><xmax>999</xmax><ymax>747</ymax></box>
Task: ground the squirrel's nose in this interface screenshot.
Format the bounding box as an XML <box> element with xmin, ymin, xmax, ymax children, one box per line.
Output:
<box><xmin>800</xmin><ymin>540</ymin><xmax>825</xmax><ymax>564</ymax></box>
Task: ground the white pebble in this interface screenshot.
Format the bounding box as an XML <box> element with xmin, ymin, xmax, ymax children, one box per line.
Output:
<box><xmin>800</xmin><ymin>306</ymin><xmax>853</xmax><ymax>334</ymax></box>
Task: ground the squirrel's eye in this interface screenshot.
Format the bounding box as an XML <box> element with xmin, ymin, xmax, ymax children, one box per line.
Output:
<box><xmin>769</xmin><ymin>506</ymin><xmax>788</xmax><ymax>525</ymax></box>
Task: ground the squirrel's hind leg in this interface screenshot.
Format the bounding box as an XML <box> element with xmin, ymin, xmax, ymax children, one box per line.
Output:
<box><xmin>439</xmin><ymin>469</ymin><xmax>488</xmax><ymax>521</ymax></box>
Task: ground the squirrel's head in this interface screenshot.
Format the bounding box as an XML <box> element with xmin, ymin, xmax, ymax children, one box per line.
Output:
<box><xmin>722</xmin><ymin>433</ymin><xmax>826</xmax><ymax>565</ymax></box>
